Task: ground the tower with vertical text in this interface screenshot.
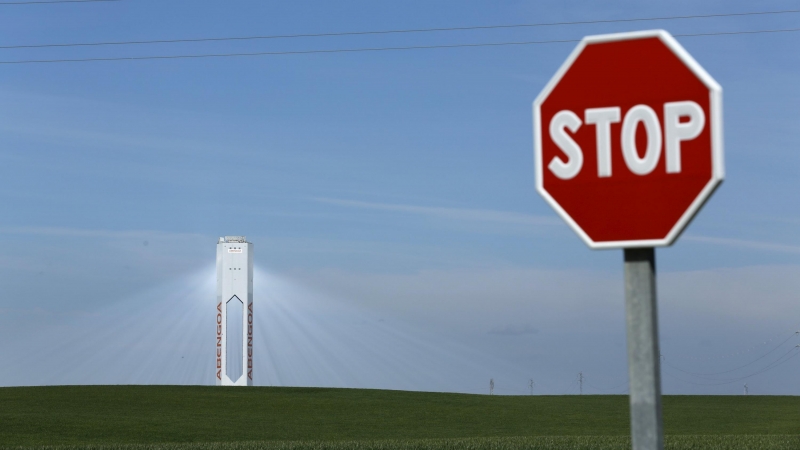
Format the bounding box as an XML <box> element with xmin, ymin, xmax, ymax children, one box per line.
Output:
<box><xmin>216</xmin><ymin>236</ymin><xmax>253</xmax><ymax>386</ymax></box>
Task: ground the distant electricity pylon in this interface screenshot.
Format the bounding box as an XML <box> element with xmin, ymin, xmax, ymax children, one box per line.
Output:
<box><xmin>578</xmin><ymin>372</ymin><xmax>584</xmax><ymax>395</ymax></box>
<box><xmin>529</xmin><ymin>378</ymin><xmax>535</xmax><ymax>395</ymax></box>
<box><xmin>490</xmin><ymin>378</ymin><xmax>494</xmax><ymax>395</ymax></box>
<box><xmin>744</xmin><ymin>384</ymin><xmax>749</xmax><ymax>395</ymax></box>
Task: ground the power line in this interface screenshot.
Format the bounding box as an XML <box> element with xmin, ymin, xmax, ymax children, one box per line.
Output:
<box><xmin>2</xmin><ymin>8</ymin><xmax>798</xmax><ymax>49</ymax></box>
<box><xmin>662</xmin><ymin>331</ymin><xmax>800</xmax><ymax>377</ymax></box>
<box><xmin>565</xmin><ymin>378</ymin><xmax>579</xmax><ymax>395</ymax></box>
<box><xmin>665</xmin><ymin>318</ymin><xmax>800</xmax><ymax>363</ymax></box>
<box><xmin>1</xmin><ymin>27</ymin><xmax>799</xmax><ymax>65</ymax></box>
<box><xmin>584</xmin><ymin>378</ymin><xmax>629</xmax><ymax>394</ymax></box>
<box><xmin>0</xmin><ymin>0</ymin><xmax>118</xmax><ymax>4</ymax></box>
<box><xmin>0</xmin><ymin>38</ymin><xmax>581</xmax><ymax>64</ymax></box>
<box><xmin>679</xmin><ymin>27</ymin><xmax>800</xmax><ymax>38</ymax></box>
<box><xmin>662</xmin><ymin>346</ymin><xmax>800</xmax><ymax>386</ymax></box>
<box><xmin>669</xmin><ymin>320</ymin><xmax>800</xmax><ymax>361</ymax></box>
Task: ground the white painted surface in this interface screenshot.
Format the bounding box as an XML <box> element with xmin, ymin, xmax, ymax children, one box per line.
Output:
<box><xmin>216</xmin><ymin>236</ymin><xmax>253</xmax><ymax>386</ymax></box>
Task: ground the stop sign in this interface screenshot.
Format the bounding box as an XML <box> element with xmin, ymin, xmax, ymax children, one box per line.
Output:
<box><xmin>533</xmin><ymin>30</ymin><xmax>723</xmax><ymax>249</ymax></box>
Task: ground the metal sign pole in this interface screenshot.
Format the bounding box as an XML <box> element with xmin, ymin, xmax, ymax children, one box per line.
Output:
<box><xmin>624</xmin><ymin>247</ymin><xmax>663</xmax><ymax>450</ymax></box>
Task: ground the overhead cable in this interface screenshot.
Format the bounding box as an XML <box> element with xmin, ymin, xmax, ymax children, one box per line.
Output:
<box><xmin>1</xmin><ymin>27</ymin><xmax>799</xmax><ymax>65</ymax></box>
<box><xmin>0</xmin><ymin>0</ymin><xmax>118</xmax><ymax>4</ymax></box>
<box><xmin>662</xmin><ymin>331</ymin><xmax>800</xmax><ymax>377</ymax></box>
<box><xmin>662</xmin><ymin>346</ymin><xmax>800</xmax><ymax>386</ymax></box>
<box><xmin>669</xmin><ymin>320</ymin><xmax>800</xmax><ymax>361</ymax></box>
<box><xmin>3</xmin><ymin>39</ymin><xmax>582</xmax><ymax>64</ymax></box>
<box><xmin>583</xmin><ymin>377</ymin><xmax>628</xmax><ymax>394</ymax></box>
<box><xmin>2</xmin><ymin>8</ymin><xmax>799</xmax><ymax>49</ymax></box>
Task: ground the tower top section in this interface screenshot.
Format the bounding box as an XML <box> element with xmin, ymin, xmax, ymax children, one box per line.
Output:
<box><xmin>219</xmin><ymin>236</ymin><xmax>249</xmax><ymax>243</ymax></box>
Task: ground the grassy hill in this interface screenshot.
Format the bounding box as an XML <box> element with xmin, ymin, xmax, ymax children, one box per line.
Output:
<box><xmin>0</xmin><ymin>386</ymin><xmax>798</xmax><ymax>448</ymax></box>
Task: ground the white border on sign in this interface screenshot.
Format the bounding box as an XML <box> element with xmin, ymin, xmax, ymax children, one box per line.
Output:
<box><xmin>532</xmin><ymin>29</ymin><xmax>724</xmax><ymax>249</ymax></box>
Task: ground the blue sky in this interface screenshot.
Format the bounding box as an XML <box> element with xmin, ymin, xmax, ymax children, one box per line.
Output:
<box><xmin>2</xmin><ymin>0</ymin><xmax>800</xmax><ymax>395</ymax></box>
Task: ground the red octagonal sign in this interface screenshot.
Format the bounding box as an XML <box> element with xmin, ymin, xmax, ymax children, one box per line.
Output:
<box><xmin>534</xmin><ymin>30</ymin><xmax>723</xmax><ymax>249</ymax></box>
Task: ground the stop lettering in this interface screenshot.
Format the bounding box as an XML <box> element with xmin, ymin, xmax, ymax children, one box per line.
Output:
<box><xmin>533</xmin><ymin>30</ymin><xmax>723</xmax><ymax>248</ymax></box>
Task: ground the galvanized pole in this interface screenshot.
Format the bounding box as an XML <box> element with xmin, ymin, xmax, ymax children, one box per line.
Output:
<box><xmin>624</xmin><ymin>247</ymin><xmax>663</xmax><ymax>450</ymax></box>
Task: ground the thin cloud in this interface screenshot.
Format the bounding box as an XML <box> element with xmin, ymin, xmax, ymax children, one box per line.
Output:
<box><xmin>0</xmin><ymin>226</ymin><xmax>204</xmax><ymax>241</ymax></box>
<box><xmin>684</xmin><ymin>235</ymin><xmax>800</xmax><ymax>254</ymax></box>
<box><xmin>312</xmin><ymin>197</ymin><xmax>561</xmax><ymax>226</ymax></box>
<box><xmin>488</xmin><ymin>323</ymin><xmax>539</xmax><ymax>336</ymax></box>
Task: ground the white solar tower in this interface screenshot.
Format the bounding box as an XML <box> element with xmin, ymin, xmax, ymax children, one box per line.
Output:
<box><xmin>216</xmin><ymin>236</ymin><xmax>253</xmax><ymax>386</ymax></box>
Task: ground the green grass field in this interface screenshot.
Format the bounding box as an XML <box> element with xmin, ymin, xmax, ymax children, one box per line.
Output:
<box><xmin>1</xmin><ymin>386</ymin><xmax>798</xmax><ymax>449</ymax></box>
